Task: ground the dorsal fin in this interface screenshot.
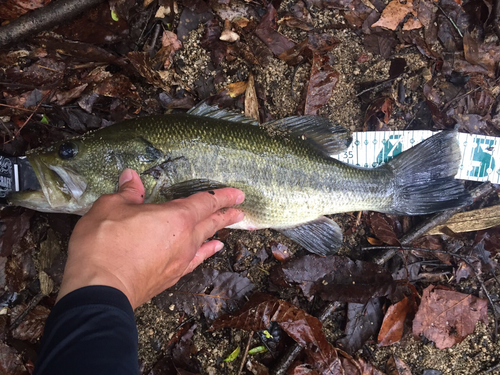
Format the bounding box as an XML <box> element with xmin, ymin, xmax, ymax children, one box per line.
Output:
<box><xmin>187</xmin><ymin>102</ymin><xmax>259</xmax><ymax>126</ymax></box>
<box><xmin>264</xmin><ymin>116</ymin><xmax>352</xmax><ymax>156</ymax></box>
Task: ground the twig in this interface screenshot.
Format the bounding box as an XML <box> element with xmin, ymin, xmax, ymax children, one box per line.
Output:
<box><xmin>483</xmin><ymin>362</ymin><xmax>500</xmax><ymax>374</ymax></box>
<box><xmin>436</xmin><ymin>2</ymin><xmax>463</xmax><ymax>38</ymax></box>
<box><xmin>13</xmin><ymin>89</ymin><xmax>53</xmax><ymax>138</ymax></box>
<box><xmin>237</xmin><ymin>331</ymin><xmax>254</xmax><ymax>375</ymax></box>
<box><xmin>0</xmin><ymin>0</ymin><xmax>105</xmax><ymax>47</ymax></box>
<box><xmin>365</xmin><ymin>246</ymin><xmax>498</xmax><ymax>341</ymax></box>
<box><xmin>9</xmin><ymin>292</ymin><xmax>44</xmax><ymax>331</ymax></box>
<box><xmin>373</xmin><ymin>182</ymin><xmax>495</xmax><ymax>265</ymax></box>
<box><xmin>271</xmin><ymin>301</ymin><xmax>342</xmax><ymax>375</ymax></box>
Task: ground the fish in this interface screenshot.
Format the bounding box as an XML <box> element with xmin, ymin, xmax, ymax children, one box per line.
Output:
<box><xmin>8</xmin><ymin>103</ymin><xmax>472</xmax><ymax>255</ymax></box>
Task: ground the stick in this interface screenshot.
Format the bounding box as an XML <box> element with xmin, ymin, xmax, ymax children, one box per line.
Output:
<box><xmin>271</xmin><ymin>301</ymin><xmax>342</xmax><ymax>375</ymax></box>
<box><xmin>9</xmin><ymin>292</ymin><xmax>44</xmax><ymax>331</ymax></box>
<box><xmin>373</xmin><ymin>182</ymin><xmax>495</xmax><ymax>265</ymax></box>
<box><xmin>237</xmin><ymin>331</ymin><xmax>254</xmax><ymax>375</ymax></box>
<box><xmin>0</xmin><ymin>0</ymin><xmax>105</xmax><ymax>47</ymax></box>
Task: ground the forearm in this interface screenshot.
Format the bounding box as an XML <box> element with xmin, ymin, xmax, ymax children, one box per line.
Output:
<box><xmin>34</xmin><ymin>286</ymin><xmax>139</xmax><ymax>375</ymax></box>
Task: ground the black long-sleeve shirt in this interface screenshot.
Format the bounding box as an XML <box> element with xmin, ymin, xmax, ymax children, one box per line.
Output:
<box><xmin>34</xmin><ymin>286</ymin><xmax>139</xmax><ymax>375</ymax></box>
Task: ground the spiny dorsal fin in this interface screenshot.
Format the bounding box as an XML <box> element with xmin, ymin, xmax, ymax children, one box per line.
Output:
<box><xmin>264</xmin><ymin>116</ymin><xmax>352</xmax><ymax>156</ymax></box>
<box><xmin>187</xmin><ymin>102</ymin><xmax>259</xmax><ymax>126</ymax></box>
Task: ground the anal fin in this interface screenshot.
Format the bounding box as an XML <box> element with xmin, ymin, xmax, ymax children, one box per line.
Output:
<box><xmin>277</xmin><ymin>217</ymin><xmax>343</xmax><ymax>256</ymax></box>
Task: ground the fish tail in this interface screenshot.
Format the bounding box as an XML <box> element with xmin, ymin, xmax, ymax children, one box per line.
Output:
<box><xmin>387</xmin><ymin>130</ymin><xmax>472</xmax><ymax>215</ymax></box>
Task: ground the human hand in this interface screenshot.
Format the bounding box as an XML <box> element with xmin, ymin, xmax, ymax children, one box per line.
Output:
<box><xmin>57</xmin><ymin>169</ymin><xmax>245</xmax><ymax>309</ymax></box>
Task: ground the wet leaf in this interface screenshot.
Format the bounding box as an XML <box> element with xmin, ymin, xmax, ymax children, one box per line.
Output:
<box><xmin>287</xmin><ymin>364</ymin><xmax>319</xmax><ymax>375</ymax></box>
<box><xmin>387</xmin><ymin>355</ymin><xmax>412</xmax><ymax>375</ymax></box>
<box><xmin>177</xmin><ymin>0</ymin><xmax>213</xmax><ymax>42</ymax></box>
<box><xmin>211</xmin><ymin>293</ymin><xmax>344</xmax><ymax>374</ymax></box>
<box><xmin>0</xmin><ymin>0</ymin><xmax>50</xmax><ymax>21</ymax></box>
<box><xmin>269</xmin><ymin>241</ymin><xmax>291</xmax><ymax>262</ymax></box>
<box><xmin>0</xmin><ymin>342</ymin><xmax>28</xmax><ymax>375</ymax></box>
<box><xmin>128</xmin><ymin>51</ymin><xmax>175</xmax><ymax>90</ymax></box>
<box><xmin>463</xmin><ymin>31</ymin><xmax>500</xmax><ymax>76</ymax></box>
<box><xmin>200</xmin><ymin>17</ymin><xmax>227</xmax><ymax>67</ymax></box>
<box><xmin>304</xmin><ymin>53</ymin><xmax>339</xmax><ymax>115</ymax></box>
<box><xmin>11</xmin><ymin>304</ymin><xmax>50</xmax><ymax>342</ymax></box>
<box><xmin>0</xmin><ymin>210</ymin><xmax>33</xmax><ymax>257</ymax></box>
<box><xmin>255</xmin><ymin>4</ymin><xmax>296</xmax><ymax>56</ymax></box>
<box><xmin>363</xmin><ymin>98</ymin><xmax>393</xmax><ymax>131</ymax></box>
<box><xmin>278</xmin><ymin>255</ymin><xmax>395</xmax><ymax>303</ymax></box>
<box><xmin>378</xmin><ymin>296</ymin><xmax>415</xmax><ymax>346</ymax></box>
<box><xmin>279</xmin><ymin>33</ymin><xmax>340</xmax><ymax>66</ymax></box>
<box><xmin>280</xmin><ymin>1</ymin><xmax>314</xmax><ymax>31</ymax></box>
<box><xmin>474</xmin><ymin>227</ymin><xmax>500</xmax><ymax>255</ymax></box>
<box><xmin>154</xmin><ymin>268</ymin><xmax>254</xmax><ymax>321</ymax></box>
<box><xmin>412</xmin><ymin>285</ymin><xmax>488</xmax><ymax>349</ymax></box>
<box><xmin>172</xmin><ymin>324</ymin><xmax>200</xmax><ymax>373</ymax></box>
<box><xmin>223</xmin><ymin>346</ymin><xmax>240</xmax><ymax>362</ymax></box>
<box><xmin>5</xmin><ymin>57</ymin><xmax>65</xmax><ymax>87</ymax></box>
<box><xmin>54</xmin><ymin>3</ymin><xmax>129</xmax><ymax>44</ymax></box>
<box><xmin>369</xmin><ymin>212</ymin><xmax>400</xmax><ymax>246</ymax></box>
<box><xmin>363</xmin><ymin>31</ymin><xmax>397</xmax><ymax>58</ymax></box>
<box><xmin>336</xmin><ymin>298</ymin><xmax>384</xmax><ymax>354</ymax></box>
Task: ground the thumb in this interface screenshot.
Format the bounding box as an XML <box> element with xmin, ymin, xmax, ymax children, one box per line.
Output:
<box><xmin>118</xmin><ymin>169</ymin><xmax>145</xmax><ymax>204</ymax></box>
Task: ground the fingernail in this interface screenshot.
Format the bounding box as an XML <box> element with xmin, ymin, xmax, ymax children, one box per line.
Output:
<box><xmin>119</xmin><ymin>169</ymin><xmax>133</xmax><ymax>187</ymax></box>
<box><xmin>215</xmin><ymin>241</ymin><xmax>224</xmax><ymax>252</ymax></box>
<box><xmin>235</xmin><ymin>192</ymin><xmax>245</xmax><ymax>205</ymax></box>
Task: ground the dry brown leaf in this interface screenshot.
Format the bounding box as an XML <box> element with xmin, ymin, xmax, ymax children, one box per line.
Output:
<box><xmin>245</xmin><ymin>73</ymin><xmax>259</xmax><ymax>121</ymax></box>
<box><xmin>412</xmin><ymin>285</ymin><xmax>488</xmax><ymax>349</ymax></box>
<box><xmin>227</xmin><ymin>81</ymin><xmax>247</xmax><ymax>98</ymax></box>
<box><xmin>372</xmin><ymin>0</ymin><xmax>421</xmax><ymax>31</ymax></box>
<box><xmin>387</xmin><ymin>355</ymin><xmax>412</xmax><ymax>375</ymax></box>
<box><xmin>378</xmin><ymin>296</ymin><xmax>414</xmax><ymax>346</ymax></box>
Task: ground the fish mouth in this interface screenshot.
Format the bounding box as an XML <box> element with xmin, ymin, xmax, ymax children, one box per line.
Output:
<box><xmin>26</xmin><ymin>156</ymin><xmax>87</xmax><ymax>209</ymax></box>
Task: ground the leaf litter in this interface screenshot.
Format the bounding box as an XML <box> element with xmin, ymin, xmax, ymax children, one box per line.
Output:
<box><xmin>1</xmin><ymin>0</ymin><xmax>500</xmax><ymax>373</ymax></box>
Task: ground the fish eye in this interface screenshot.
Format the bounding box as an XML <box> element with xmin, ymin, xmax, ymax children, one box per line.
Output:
<box><xmin>58</xmin><ymin>142</ymin><xmax>78</xmax><ymax>159</ymax></box>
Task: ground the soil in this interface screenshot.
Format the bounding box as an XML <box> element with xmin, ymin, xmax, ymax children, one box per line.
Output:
<box><xmin>1</xmin><ymin>0</ymin><xmax>499</xmax><ymax>374</ymax></box>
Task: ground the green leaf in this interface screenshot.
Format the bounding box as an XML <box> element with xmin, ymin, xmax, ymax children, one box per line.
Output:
<box><xmin>41</xmin><ymin>114</ymin><xmax>49</xmax><ymax>124</ymax></box>
<box><xmin>223</xmin><ymin>346</ymin><xmax>240</xmax><ymax>362</ymax></box>
<box><xmin>110</xmin><ymin>9</ymin><xmax>119</xmax><ymax>22</ymax></box>
<box><xmin>262</xmin><ymin>330</ymin><xmax>273</xmax><ymax>339</ymax></box>
<box><xmin>248</xmin><ymin>346</ymin><xmax>267</xmax><ymax>355</ymax></box>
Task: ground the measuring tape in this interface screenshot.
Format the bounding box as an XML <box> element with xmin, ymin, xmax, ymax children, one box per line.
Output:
<box><xmin>333</xmin><ymin>131</ymin><xmax>500</xmax><ymax>184</ymax></box>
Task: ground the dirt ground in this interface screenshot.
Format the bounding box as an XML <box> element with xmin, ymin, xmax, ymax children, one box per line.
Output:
<box><xmin>1</xmin><ymin>0</ymin><xmax>500</xmax><ymax>374</ymax></box>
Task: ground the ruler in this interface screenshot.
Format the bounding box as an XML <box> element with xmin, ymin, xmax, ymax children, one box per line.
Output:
<box><xmin>333</xmin><ymin>131</ymin><xmax>500</xmax><ymax>184</ymax></box>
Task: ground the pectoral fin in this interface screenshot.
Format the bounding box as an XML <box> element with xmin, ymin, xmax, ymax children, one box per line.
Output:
<box><xmin>161</xmin><ymin>179</ymin><xmax>228</xmax><ymax>200</ymax></box>
<box><xmin>277</xmin><ymin>217</ymin><xmax>343</xmax><ymax>256</ymax></box>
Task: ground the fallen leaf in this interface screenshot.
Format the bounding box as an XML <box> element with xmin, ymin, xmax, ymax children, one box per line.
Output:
<box><xmin>0</xmin><ymin>342</ymin><xmax>28</xmax><ymax>375</ymax></box>
<box><xmin>412</xmin><ymin>285</ymin><xmax>488</xmax><ymax>349</ymax></box>
<box><xmin>304</xmin><ymin>53</ymin><xmax>339</xmax><ymax>115</ymax></box>
<box><xmin>280</xmin><ymin>0</ymin><xmax>314</xmax><ymax>31</ymax></box>
<box><xmin>11</xmin><ymin>304</ymin><xmax>50</xmax><ymax>342</ymax></box>
<box><xmin>337</xmin><ymin>298</ymin><xmax>384</xmax><ymax>354</ymax></box>
<box><xmin>463</xmin><ymin>30</ymin><xmax>500</xmax><ymax>76</ymax></box>
<box><xmin>363</xmin><ymin>31</ymin><xmax>397</xmax><ymax>58</ymax></box>
<box><xmin>154</xmin><ymin>267</ymin><xmax>254</xmax><ymax>321</ymax></box>
<box><xmin>246</xmin><ymin>360</ymin><xmax>270</xmax><ymax>375</ymax></box>
<box><xmin>0</xmin><ymin>0</ymin><xmax>50</xmax><ymax>21</ymax></box>
<box><xmin>159</xmin><ymin>30</ymin><xmax>182</xmax><ymax>69</ymax></box>
<box><xmin>369</xmin><ymin>212</ymin><xmax>400</xmax><ymax>246</ymax></box>
<box><xmin>171</xmin><ymin>324</ymin><xmax>201</xmax><ymax>373</ymax></box>
<box><xmin>277</xmin><ymin>255</ymin><xmax>395</xmax><ymax>303</ymax></box>
<box><xmin>255</xmin><ymin>4</ymin><xmax>296</xmax><ymax>56</ymax></box>
<box><xmin>211</xmin><ymin>293</ymin><xmax>345</xmax><ymax>374</ymax></box>
<box><xmin>200</xmin><ymin>17</ymin><xmax>227</xmax><ymax>67</ymax></box>
<box><xmin>387</xmin><ymin>355</ymin><xmax>412</xmax><ymax>375</ymax></box>
<box><xmin>372</xmin><ymin>0</ymin><xmax>420</xmax><ymax>30</ymax></box>
<box><xmin>378</xmin><ymin>296</ymin><xmax>414</xmax><ymax>346</ymax></box>
<box><xmin>0</xmin><ymin>210</ymin><xmax>33</xmax><ymax>257</ymax></box>
<box><xmin>269</xmin><ymin>241</ymin><xmax>291</xmax><ymax>262</ymax></box>
<box><xmin>245</xmin><ymin>73</ymin><xmax>259</xmax><ymax>121</ymax></box>
<box><xmin>177</xmin><ymin>0</ymin><xmax>213</xmax><ymax>42</ymax></box>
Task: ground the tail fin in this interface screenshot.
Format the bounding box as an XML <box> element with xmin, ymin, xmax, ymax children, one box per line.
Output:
<box><xmin>387</xmin><ymin>130</ymin><xmax>472</xmax><ymax>215</ymax></box>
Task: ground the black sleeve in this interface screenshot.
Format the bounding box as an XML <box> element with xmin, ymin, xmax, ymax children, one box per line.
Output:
<box><xmin>34</xmin><ymin>286</ymin><xmax>139</xmax><ymax>375</ymax></box>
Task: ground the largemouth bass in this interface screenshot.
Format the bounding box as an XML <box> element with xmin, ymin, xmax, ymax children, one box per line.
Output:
<box><xmin>9</xmin><ymin>104</ymin><xmax>472</xmax><ymax>255</ymax></box>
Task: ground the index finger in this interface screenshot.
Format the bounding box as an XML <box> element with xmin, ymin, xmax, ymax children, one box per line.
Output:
<box><xmin>178</xmin><ymin>188</ymin><xmax>245</xmax><ymax>222</ymax></box>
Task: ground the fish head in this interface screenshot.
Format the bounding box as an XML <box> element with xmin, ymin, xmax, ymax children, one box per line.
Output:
<box><xmin>15</xmin><ymin>136</ymin><xmax>120</xmax><ymax>214</ymax></box>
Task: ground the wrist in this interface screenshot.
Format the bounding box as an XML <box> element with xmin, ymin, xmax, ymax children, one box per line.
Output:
<box><xmin>57</xmin><ymin>264</ymin><xmax>137</xmax><ymax>308</ymax></box>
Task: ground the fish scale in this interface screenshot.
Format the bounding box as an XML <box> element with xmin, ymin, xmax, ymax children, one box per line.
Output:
<box><xmin>9</xmin><ymin>104</ymin><xmax>472</xmax><ymax>255</ymax></box>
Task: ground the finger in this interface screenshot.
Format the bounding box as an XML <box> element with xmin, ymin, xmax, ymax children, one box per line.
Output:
<box><xmin>194</xmin><ymin>208</ymin><xmax>244</xmax><ymax>242</ymax></box>
<box><xmin>180</xmin><ymin>188</ymin><xmax>245</xmax><ymax>222</ymax></box>
<box><xmin>117</xmin><ymin>169</ymin><xmax>145</xmax><ymax>204</ymax></box>
<box><xmin>183</xmin><ymin>240</ymin><xmax>224</xmax><ymax>275</ymax></box>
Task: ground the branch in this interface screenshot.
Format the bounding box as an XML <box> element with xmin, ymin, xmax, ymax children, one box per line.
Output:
<box><xmin>0</xmin><ymin>0</ymin><xmax>105</xmax><ymax>47</ymax></box>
